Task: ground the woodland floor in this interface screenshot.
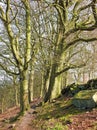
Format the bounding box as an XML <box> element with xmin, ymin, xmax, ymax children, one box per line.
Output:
<box><xmin>0</xmin><ymin>97</ymin><xmax>97</xmax><ymax>130</ymax></box>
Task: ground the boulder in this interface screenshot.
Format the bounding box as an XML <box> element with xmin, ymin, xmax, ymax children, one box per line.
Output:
<box><xmin>61</xmin><ymin>78</ymin><xmax>97</xmax><ymax>97</ymax></box>
<box><xmin>93</xmin><ymin>92</ymin><xmax>97</xmax><ymax>102</ymax></box>
<box><xmin>61</xmin><ymin>83</ymin><xmax>80</xmax><ymax>96</ymax></box>
<box><xmin>72</xmin><ymin>90</ymin><xmax>97</xmax><ymax>109</ymax></box>
<box><xmin>87</xmin><ymin>79</ymin><xmax>97</xmax><ymax>89</ymax></box>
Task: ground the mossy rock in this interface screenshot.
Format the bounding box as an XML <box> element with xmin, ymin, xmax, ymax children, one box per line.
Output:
<box><xmin>72</xmin><ymin>90</ymin><xmax>97</xmax><ymax>109</ymax></box>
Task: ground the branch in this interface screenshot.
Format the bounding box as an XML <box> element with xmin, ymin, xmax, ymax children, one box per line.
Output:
<box><xmin>64</xmin><ymin>49</ymin><xmax>82</xmax><ymax>65</ymax></box>
<box><xmin>0</xmin><ymin>63</ymin><xmax>19</xmax><ymax>76</ymax></box>
<box><xmin>54</xmin><ymin>1</ymin><xmax>67</xmax><ymax>27</ymax></box>
<box><xmin>0</xmin><ymin>54</ymin><xmax>17</xmax><ymax>67</ymax></box>
<box><xmin>4</xmin><ymin>0</ymin><xmax>23</xmax><ymax>66</ymax></box>
<box><xmin>65</xmin><ymin>23</ymin><xmax>97</xmax><ymax>38</ymax></box>
<box><xmin>9</xmin><ymin>6</ymin><xmax>18</xmax><ymax>24</ymax></box>
<box><xmin>64</xmin><ymin>37</ymin><xmax>97</xmax><ymax>50</ymax></box>
<box><xmin>77</xmin><ymin>1</ymin><xmax>93</xmax><ymax>13</ymax></box>
<box><xmin>22</xmin><ymin>0</ymin><xmax>31</xmax><ymax>65</ymax></box>
<box><xmin>55</xmin><ymin>63</ymin><xmax>86</xmax><ymax>77</ymax></box>
<box><xmin>91</xmin><ymin>0</ymin><xmax>97</xmax><ymax>24</ymax></box>
<box><xmin>0</xmin><ymin>6</ymin><xmax>6</xmax><ymax>22</ymax></box>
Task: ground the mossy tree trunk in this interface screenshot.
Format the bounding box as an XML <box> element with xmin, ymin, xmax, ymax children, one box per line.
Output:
<box><xmin>43</xmin><ymin>8</ymin><xmax>65</xmax><ymax>102</ymax></box>
<box><xmin>13</xmin><ymin>76</ymin><xmax>19</xmax><ymax>106</ymax></box>
<box><xmin>41</xmin><ymin>68</ymin><xmax>50</xmax><ymax>98</ymax></box>
<box><xmin>28</xmin><ymin>69</ymin><xmax>34</xmax><ymax>103</ymax></box>
<box><xmin>44</xmin><ymin>63</ymin><xmax>57</xmax><ymax>102</ymax></box>
<box><xmin>1</xmin><ymin>98</ymin><xmax>4</xmax><ymax>114</ymax></box>
<box><xmin>19</xmin><ymin>69</ymin><xmax>29</xmax><ymax>112</ymax></box>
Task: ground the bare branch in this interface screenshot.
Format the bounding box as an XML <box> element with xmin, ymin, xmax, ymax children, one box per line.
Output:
<box><xmin>0</xmin><ymin>54</ymin><xmax>17</xmax><ymax>67</ymax></box>
<box><xmin>64</xmin><ymin>37</ymin><xmax>97</xmax><ymax>50</ymax></box>
<box><xmin>0</xmin><ymin>63</ymin><xmax>19</xmax><ymax>76</ymax></box>
<box><xmin>55</xmin><ymin>63</ymin><xmax>86</xmax><ymax>77</ymax></box>
<box><xmin>91</xmin><ymin>0</ymin><xmax>97</xmax><ymax>24</ymax></box>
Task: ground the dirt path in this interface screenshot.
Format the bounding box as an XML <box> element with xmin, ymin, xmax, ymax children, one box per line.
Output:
<box><xmin>15</xmin><ymin>108</ymin><xmax>36</xmax><ymax>130</ymax></box>
<box><xmin>0</xmin><ymin>98</ymin><xmax>42</xmax><ymax>130</ymax></box>
<box><xmin>0</xmin><ymin>107</ymin><xmax>37</xmax><ymax>130</ymax></box>
<box><xmin>15</xmin><ymin>98</ymin><xmax>42</xmax><ymax>130</ymax></box>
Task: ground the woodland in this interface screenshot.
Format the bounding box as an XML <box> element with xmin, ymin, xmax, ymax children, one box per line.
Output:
<box><xmin>0</xmin><ymin>0</ymin><xmax>97</xmax><ymax>130</ymax></box>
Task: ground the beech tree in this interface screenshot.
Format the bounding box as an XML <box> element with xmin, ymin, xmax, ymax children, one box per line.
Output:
<box><xmin>43</xmin><ymin>0</ymin><xmax>97</xmax><ymax>102</ymax></box>
<box><xmin>0</xmin><ymin>0</ymin><xmax>32</xmax><ymax>113</ymax></box>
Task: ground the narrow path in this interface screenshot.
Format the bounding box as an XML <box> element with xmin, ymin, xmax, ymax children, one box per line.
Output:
<box><xmin>15</xmin><ymin>108</ymin><xmax>36</xmax><ymax>130</ymax></box>
<box><xmin>0</xmin><ymin>98</ymin><xmax>41</xmax><ymax>130</ymax></box>
<box><xmin>15</xmin><ymin>98</ymin><xmax>42</xmax><ymax>130</ymax></box>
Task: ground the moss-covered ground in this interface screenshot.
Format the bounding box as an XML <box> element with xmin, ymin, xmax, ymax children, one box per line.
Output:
<box><xmin>31</xmin><ymin>97</ymin><xmax>93</xmax><ymax>130</ymax></box>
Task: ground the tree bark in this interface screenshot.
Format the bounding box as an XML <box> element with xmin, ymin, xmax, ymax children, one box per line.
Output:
<box><xmin>13</xmin><ymin>76</ymin><xmax>19</xmax><ymax>106</ymax></box>
<box><xmin>28</xmin><ymin>69</ymin><xmax>34</xmax><ymax>103</ymax></box>
<box><xmin>19</xmin><ymin>69</ymin><xmax>29</xmax><ymax>113</ymax></box>
<box><xmin>44</xmin><ymin>64</ymin><xmax>57</xmax><ymax>102</ymax></box>
<box><xmin>1</xmin><ymin>98</ymin><xmax>4</xmax><ymax>114</ymax></box>
<box><xmin>41</xmin><ymin>68</ymin><xmax>50</xmax><ymax>98</ymax></box>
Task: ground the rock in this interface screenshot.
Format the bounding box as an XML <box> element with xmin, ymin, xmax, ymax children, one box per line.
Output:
<box><xmin>93</xmin><ymin>92</ymin><xmax>97</xmax><ymax>102</ymax></box>
<box><xmin>61</xmin><ymin>78</ymin><xmax>97</xmax><ymax>97</ymax></box>
<box><xmin>72</xmin><ymin>90</ymin><xmax>97</xmax><ymax>109</ymax></box>
<box><xmin>61</xmin><ymin>83</ymin><xmax>88</xmax><ymax>97</ymax></box>
<box><xmin>87</xmin><ymin>79</ymin><xmax>97</xmax><ymax>89</ymax></box>
<box><xmin>61</xmin><ymin>83</ymin><xmax>76</xmax><ymax>96</ymax></box>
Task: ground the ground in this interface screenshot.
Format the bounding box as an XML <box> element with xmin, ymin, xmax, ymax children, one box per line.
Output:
<box><xmin>0</xmin><ymin>97</ymin><xmax>97</xmax><ymax>130</ymax></box>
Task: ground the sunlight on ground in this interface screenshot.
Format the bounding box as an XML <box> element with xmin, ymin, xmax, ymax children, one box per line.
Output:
<box><xmin>31</xmin><ymin>97</ymin><xmax>87</xmax><ymax>130</ymax></box>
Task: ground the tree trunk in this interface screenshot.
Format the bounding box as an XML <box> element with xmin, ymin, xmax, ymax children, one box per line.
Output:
<box><xmin>41</xmin><ymin>75</ymin><xmax>46</xmax><ymax>98</ymax></box>
<box><xmin>14</xmin><ymin>85</ymin><xmax>19</xmax><ymax>106</ymax></box>
<box><xmin>44</xmin><ymin>52</ymin><xmax>66</xmax><ymax>102</ymax></box>
<box><xmin>44</xmin><ymin>64</ymin><xmax>57</xmax><ymax>102</ymax></box>
<box><xmin>41</xmin><ymin>68</ymin><xmax>50</xmax><ymax>98</ymax></box>
<box><xmin>51</xmin><ymin>52</ymin><xmax>66</xmax><ymax>99</ymax></box>
<box><xmin>28</xmin><ymin>69</ymin><xmax>34</xmax><ymax>103</ymax></box>
<box><xmin>13</xmin><ymin>76</ymin><xmax>19</xmax><ymax>106</ymax></box>
<box><xmin>1</xmin><ymin>98</ymin><xmax>4</xmax><ymax>113</ymax></box>
<box><xmin>51</xmin><ymin>74</ymin><xmax>62</xmax><ymax>99</ymax></box>
<box><xmin>19</xmin><ymin>69</ymin><xmax>30</xmax><ymax>113</ymax></box>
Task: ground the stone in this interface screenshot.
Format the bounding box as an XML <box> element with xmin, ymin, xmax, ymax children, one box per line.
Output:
<box><xmin>93</xmin><ymin>92</ymin><xmax>97</xmax><ymax>102</ymax></box>
<box><xmin>61</xmin><ymin>78</ymin><xmax>97</xmax><ymax>97</ymax></box>
<box><xmin>72</xmin><ymin>90</ymin><xmax>97</xmax><ymax>109</ymax></box>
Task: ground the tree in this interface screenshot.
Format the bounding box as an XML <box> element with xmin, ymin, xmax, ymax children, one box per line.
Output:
<box><xmin>0</xmin><ymin>0</ymin><xmax>32</xmax><ymax>113</ymax></box>
<box><xmin>43</xmin><ymin>0</ymin><xmax>97</xmax><ymax>102</ymax></box>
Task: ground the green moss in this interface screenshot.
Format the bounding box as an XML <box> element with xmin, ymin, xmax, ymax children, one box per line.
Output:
<box><xmin>74</xmin><ymin>89</ymin><xmax>97</xmax><ymax>99</ymax></box>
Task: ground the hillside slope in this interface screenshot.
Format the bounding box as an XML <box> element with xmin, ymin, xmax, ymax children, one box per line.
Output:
<box><xmin>0</xmin><ymin>97</ymin><xmax>97</xmax><ymax>130</ymax></box>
